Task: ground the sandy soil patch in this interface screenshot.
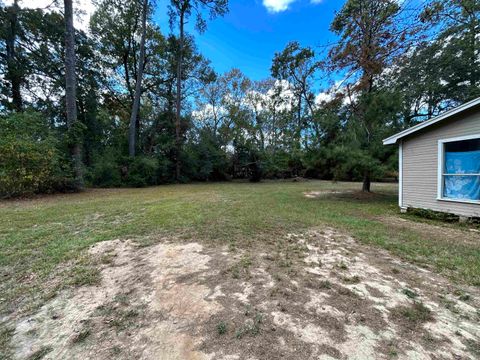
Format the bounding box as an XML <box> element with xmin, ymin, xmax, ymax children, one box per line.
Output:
<box><xmin>11</xmin><ymin>240</ymin><xmax>220</xmax><ymax>360</ymax></box>
<box><xmin>7</xmin><ymin>229</ymin><xmax>480</xmax><ymax>359</ymax></box>
<box><xmin>304</xmin><ymin>190</ymin><xmax>354</xmax><ymax>199</ymax></box>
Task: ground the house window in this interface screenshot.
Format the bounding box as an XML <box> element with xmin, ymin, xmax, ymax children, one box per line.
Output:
<box><xmin>440</xmin><ymin>137</ymin><xmax>480</xmax><ymax>202</ymax></box>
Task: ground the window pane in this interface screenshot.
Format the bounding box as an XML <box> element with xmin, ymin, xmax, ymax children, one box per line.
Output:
<box><xmin>444</xmin><ymin>138</ymin><xmax>480</xmax><ymax>174</ymax></box>
<box><xmin>444</xmin><ymin>175</ymin><xmax>480</xmax><ymax>200</ymax></box>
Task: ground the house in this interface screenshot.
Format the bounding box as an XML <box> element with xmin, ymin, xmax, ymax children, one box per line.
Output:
<box><xmin>383</xmin><ymin>97</ymin><xmax>480</xmax><ymax>218</ymax></box>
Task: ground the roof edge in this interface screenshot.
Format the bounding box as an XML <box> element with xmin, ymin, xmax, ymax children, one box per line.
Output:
<box><xmin>383</xmin><ymin>97</ymin><xmax>480</xmax><ymax>145</ymax></box>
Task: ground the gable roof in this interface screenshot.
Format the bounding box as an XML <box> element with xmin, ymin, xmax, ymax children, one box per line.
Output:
<box><xmin>383</xmin><ymin>97</ymin><xmax>480</xmax><ymax>145</ymax></box>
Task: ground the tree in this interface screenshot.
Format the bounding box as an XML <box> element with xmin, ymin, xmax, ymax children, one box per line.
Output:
<box><xmin>168</xmin><ymin>0</ymin><xmax>228</xmax><ymax>180</ymax></box>
<box><xmin>64</xmin><ymin>0</ymin><xmax>83</xmax><ymax>189</ymax></box>
<box><xmin>271</xmin><ymin>42</ymin><xmax>321</xmax><ymax>149</ymax></box>
<box><xmin>194</xmin><ymin>73</ymin><xmax>226</xmax><ymax>138</ymax></box>
<box><xmin>91</xmin><ymin>0</ymin><xmax>168</xmax><ymax>158</ymax></box>
<box><xmin>329</xmin><ymin>0</ymin><xmax>412</xmax><ymax>191</ymax></box>
<box><xmin>420</xmin><ymin>0</ymin><xmax>480</xmax><ymax>104</ymax></box>
<box><xmin>1</xmin><ymin>0</ymin><xmax>23</xmax><ymax>111</ymax></box>
<box><xmin>129</xmin><ymin>0</ymin><xmax>148</xmax><ymax>157</ymax></box>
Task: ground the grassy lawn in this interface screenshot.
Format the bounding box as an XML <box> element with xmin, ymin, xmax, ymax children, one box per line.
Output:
<box><xmin>0</xmin><ymin>180</ymin><xmax>479</xmax><ymax>320</ymax></box>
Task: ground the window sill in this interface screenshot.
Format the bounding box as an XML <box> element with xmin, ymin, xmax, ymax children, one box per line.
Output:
<box><xmin>437</xmin><ymin>197</ymin><xmax>480</xmax><ymax>205</ymax></box>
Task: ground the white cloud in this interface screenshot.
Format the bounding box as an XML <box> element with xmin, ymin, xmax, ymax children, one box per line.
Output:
<box><xmin>262</xmin><ymin>0</ymin><xmax>323</xmax><ymax>13</ymax></box>
<box><xmin>262</xmin><ymin>0</ymin><xmax>297</xmax><ymax>13</ymax></box>
<box><xmin>3</xmin><ymin>0</ymin><xmax>95</xmax><ymax>31</ymax></box>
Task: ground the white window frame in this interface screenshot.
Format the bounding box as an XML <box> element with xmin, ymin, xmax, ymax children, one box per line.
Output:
<box><xmin>437</xmin><ymin>133</ymin><xmax>480</xmax><ymax>204</ymax></box>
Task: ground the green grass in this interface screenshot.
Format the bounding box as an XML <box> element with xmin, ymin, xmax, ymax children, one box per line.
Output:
<box><xmin>0</xmin><ymin>180</ymin><xmax>478</xmax><ymax>321</ymax></box>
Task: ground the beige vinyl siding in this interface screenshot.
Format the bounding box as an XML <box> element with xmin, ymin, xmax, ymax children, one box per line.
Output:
<box><xmin>402</xmin><ymin>108</ymin><xmax>480</xmax><ymax>217</ymax></box>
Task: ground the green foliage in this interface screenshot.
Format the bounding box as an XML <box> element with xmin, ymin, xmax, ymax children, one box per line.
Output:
<box><xmin>216</xmin><ymin>321</ymin><xmax>227</xmax><ymax>335</ymax></box>
<box><xmin>88</xmin><ymin>152</ymin><xmax>168</xmax><ymax>188</ymax></box>
<box><xmin>420</xmin><ymin>0</ymin><xmax>480</xmax><ymax>100</ymax></box>
<box><xmin>262</xmin><ymin>151</ymin><xmax>302</xmax><ymax>179</ymax></box>
<box><xmin>0</xmin><ymin>112</ymin><xmax>69</xmax><ymax>198</ymax></box>
<box><xmin>87</xmin><ymin>153</ymin><xmax>123</xmax><ymax>188</ymax></box>
<box><xmin>124</xmin><ymin>157</ymin><xmax>159</xmax><ymax>187</ymax></box>
<box><xmin>182</xmin><ymin>131</ymin><xmax>230</xmax><ymax>181</ymax></box>
<box><xmin>0</xmin><ymin>0</ymin><xmax>478</xmax><ymax>195</ymax></box>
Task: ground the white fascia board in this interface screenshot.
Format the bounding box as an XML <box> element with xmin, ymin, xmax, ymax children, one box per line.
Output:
<box><xmin>383</xmin><ymin>97</ymin><xmax>480</xmax><ymax>145</ymax></box>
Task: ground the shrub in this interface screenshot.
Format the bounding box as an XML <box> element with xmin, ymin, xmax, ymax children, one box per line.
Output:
<box><xmin>182</xmin><ymin>132</ymin><xmax>230</xmax><ymax>181</ymax></box>
<box><xmin>88</xmin><ymin>156</ymin><xmax>122</xmax><ymax>188</ymax></box>
<box><xmin>0</xmin><ymin>111</ymin><xmax>67</xmax><ymax>198</ymax></box>
<box><xmin>124</xmin><ymin>156</ymin><xmax>159</xmax><ymax>187</ymax></box>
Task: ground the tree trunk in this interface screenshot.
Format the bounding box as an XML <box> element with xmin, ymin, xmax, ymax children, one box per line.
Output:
<box><xmin>6</xmin><ymin>0</ymin><xmax>22</xmax><ymax>111</ymax></box>
<box><xmin>175</xmin><ymin>11</ymin><xmax>185</xmax><ymax>181</ymax></box>
<box><xmin>296</xmin><ymin>94</ymin><xmax>302</xmax><ymax>149</ymax></box>
<box><xmin>64</xmin><ymin>0</ymin><xmax>83</xmax><ymax>189</ymax></box>
<box><xmin>362</xmin><ymin>172</ymin><xmax>371</xmax><ymax>192</ymax></box>
<box><xmin>128</xmin><ymin>0</ymin><xmax>148</xmax><ymax>157</ymax></box>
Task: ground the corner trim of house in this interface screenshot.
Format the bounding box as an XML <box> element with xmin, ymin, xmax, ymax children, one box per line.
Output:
<box><xmin>398</xmin><ymin>140</ymin><xmax>403</xmax><ymax>208</ymax></box>
<box><xmin>437</xmin><ymin>140</ymin><xmax>443</xmax><ymax>200</ymax></box>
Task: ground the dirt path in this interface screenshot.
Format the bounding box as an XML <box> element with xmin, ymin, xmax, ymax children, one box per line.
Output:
<box><xmin>8</xmin><ymin>229</ymin><xmax>480</xmax><ymax>360</ymax></box>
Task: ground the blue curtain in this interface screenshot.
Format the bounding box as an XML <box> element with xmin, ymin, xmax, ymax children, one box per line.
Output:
<box><xmin>444</xmin><ymin>150</ymin><xmax>480</xmax><ymax>200</ymax></box>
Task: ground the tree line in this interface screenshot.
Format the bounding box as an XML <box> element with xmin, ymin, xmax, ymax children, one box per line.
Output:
<box><xmin>0</xmin><ymin>0</ymin><xmax>478</xmax><ymax>197</ymax></box>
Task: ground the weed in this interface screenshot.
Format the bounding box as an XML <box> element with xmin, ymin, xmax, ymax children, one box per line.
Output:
<box><xmin>402</xmin><ymin>288</ymin><xmax>418</xmax><ymax>299</ymax></box>
<box><xmin>453</xmin><ymin>290</ymin><xmax>471</xmax><ymax>302</ymax></box>
<box><xmin>110</xmin><ymin>345</ymin><xmax>122</xmax><ymax>356</ymax></box>
<box><xmin>319</xmin><ymin>280</ymin><xmax>332</xmax><ymax>289</ymax></box>
<box><xmin>114</xmin><ymin>293</ymin><xmax>130</xmax><ymax>306</ymax></box>
<box><xmin>386</xmin><ymin>341</ymin><xmax>398</xmax><ymax>358</ymax></box>
<box><xmin>392</xmin><ymin>302</ymin><xmax>433</xmax><ymax>327</ymax></box>
<box><xmin>229</xmin><ymin>255</ymin><xmax>253</xmax><ymax>279</ymax></box>
<box><xmin>439</xmin><ymin>296</ymin><xmax>460</xmax><ymax>314</ymax></box>
<box><xmin>422</xmin><ymin>332</ymin><xmax>436</xmax><ymax>344</ymax></box>
<box><xmin>240</xmin><ymin>255</ymin><xmax>252</xmax><ymax>268</ymax></box>
<box><xmin>216</xmin><ymin>321</ymin><xmax>227</xmax><ymax>335</ymax></box>
<box><xmin>236</xmin><ymin>312</ymin><xmax>262</xmax><ymax>339</ymax></box>
<box><xmin>342</xmin><ymin>275</ymin><xmax>361</xmax><ymax>284</ymax></box>
<box><xmin>229</xmin><ymin>265</ymin><xmax>240</xmax><ymax>279</ymax></box>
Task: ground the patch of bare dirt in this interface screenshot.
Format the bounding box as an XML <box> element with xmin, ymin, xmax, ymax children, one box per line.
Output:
<box><xmin>11</xmin><ymin>240</ymin><xmax>221</xmax><ymax>360</ymax></box>
<box><xmin>380</xmin><ymin>215</ymin><xmax>480</xmax><ymax>245</ymax></box>
<box><xmin>304</xmin><ymin>190</ymin><xmax>386</xmax><ymax>201</ymax></box>
<box><xmin>7</xmin><ymin>229</ymin><xmax>480</xmax><ymax>360</ymax></box>
<box><xmin>304</xmin><ymin>190</ymin><xmax>354</xmax><ymax>199</ymax></box>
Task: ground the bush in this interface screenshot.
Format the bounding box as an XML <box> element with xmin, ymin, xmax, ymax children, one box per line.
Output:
<box><xmin>182</xmin><ymin>132</ymin><xmax>230</xmax><ymax>181</ymax></box>
<box><xmin>0</xmin><ymin>112</ymin><xmax>68</xmax><ymax>198</ymax></box>
<box><xmin>87</xmin><ymin>153</ymin><xmax>161</xmax><ymax>188</ymax></box>
<box><xmin>88</xmin><ymin>156</ymin><xmax>122</xmax><ymax>188</ymax></box>
<box><xmin>124</xmin><ymin>156</ymin><xmax>159</xmax><ymax>187</ymax></box>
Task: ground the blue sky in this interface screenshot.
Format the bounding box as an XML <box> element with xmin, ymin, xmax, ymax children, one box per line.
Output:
<box><xmin>154</xmin><ymin>0</ymin><xmax>344</xmax><ymax>81</ymax></box>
